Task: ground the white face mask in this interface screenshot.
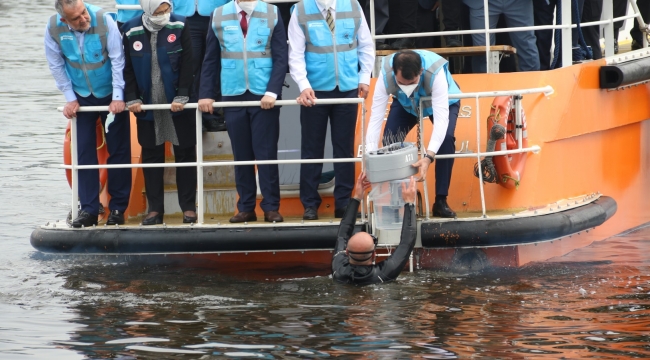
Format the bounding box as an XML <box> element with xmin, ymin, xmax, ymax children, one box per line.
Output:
<box><xmin>239</xmin><ymin>1</ymin><xmax>257</xmax><ymax>14</ymax></box>
<box><xmin>316</xmin><ymin>0</ymin><xmax>335</xmax><ymax>9</ymax></box>
<box><xmin>149</xmin><ymin>12</ymin><xmax>170</xmax><ymax>26</ymax></box>
<box><xmin>398</xmin><ymin>83</ymin><xmax>419</xmax><ymax>98</ymax></box>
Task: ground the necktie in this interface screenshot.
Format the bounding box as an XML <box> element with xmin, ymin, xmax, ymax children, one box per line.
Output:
<box><xmin>240</xmin><ymin>10</ymin><xmax>248</xmax><ymax>37</ymax></box>
<box><xmin>326</xmin><ymin>8</ymin><xmax>335</xmax><ymax>33</ymax></box>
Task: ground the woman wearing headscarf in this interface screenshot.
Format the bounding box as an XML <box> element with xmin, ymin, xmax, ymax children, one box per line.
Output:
<box><xmin>122</xmin><ymin>0</ymin><xmax>198</xmax><ymax>225</ymax></box>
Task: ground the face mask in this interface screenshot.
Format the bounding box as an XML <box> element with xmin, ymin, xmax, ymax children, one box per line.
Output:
<box><xmin>398</xmin><ymin>83</ymin><xmax>418</xmax><ymax>98</ymax></box>
<box><xmin>239</xmin><ymin>1</ymin><xmax>257</xmax><ymax>14</ymax></box>
<box><xmin>149</xmin><ymin>12</ymin><xmax>170</xmax><ymax>26</ymax></box>
<box><xmin>316</xmin><ymin>0</ymin><xmax>334</xmax><ymax>9</ymax></box>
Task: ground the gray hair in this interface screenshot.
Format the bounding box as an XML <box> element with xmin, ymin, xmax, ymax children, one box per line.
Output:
<box><xmin>55</xmin><ymin>0</ymin><xmax>80</xmax><ymax>16</ymax></box>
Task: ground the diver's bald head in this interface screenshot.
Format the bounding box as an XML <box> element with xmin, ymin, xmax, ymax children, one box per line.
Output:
<box><xmin>346</xmin><ymin>232</ymin><xmax>375</xmax><ymax>265</ymax></box>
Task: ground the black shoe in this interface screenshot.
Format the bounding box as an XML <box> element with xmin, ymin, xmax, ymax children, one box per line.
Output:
<box><xmin>376</xmin><ymin>42</ymin><xmax>392</xmax><ymax>51</ymax></box>
<box><xmin>106</xmin><ymin>210</ymin><xmax>125</xmax><ymax>225</ymax></box>
<box><xmin>614</xmin><ymin>38</ymin><xmax>619</xmax><ymax>54</ymax></box>
<box><xmin>303</xmin><ymin>207</ymin><xmax>318</xmax><ymax>220</ymax></box>
<box><xmin>67</xmin><ymin>203</ymin><xmax>103</xmax><ymax>225</ymax></box>
<box><xmin>202</xmin><ymin>117</ymin><xmax>227</xmax><ymax>132</ymax></box>
<box><xmin>71</xmin><ymin>210</ymin><xmax>98</xmax><ymax>228</ymax></box>
<box><xmin>183</xmin><ymin>213</ymin><xmax>198</xmax><ymax>223</ymax></box>
<box><xmin>391</xmin><ymin>38</ymin><xmax>415</xmax><ymax>50</ymax></box>
<box><xmin>142</xmin><ymin>213</ymin><xmax>164</xmax><ymax>225</ymax></box>
<box><xmin>433</xmin><ymin>198</ymin><xmax>457</xmax><ymax>218</ymax></box>
<box><xmin>334</xmin><ymin>207</ymin><xmax>346</xmax><ymax>218</ymax></box>
<box><xmin>445</xmin><ymin>35</ymin><xmax>462</xmax><ymax>47</ymax></box>
<box><xmin>632</xmin><ymin>39</ymin><xmax>643</xmax><ymax>50</ymax></box>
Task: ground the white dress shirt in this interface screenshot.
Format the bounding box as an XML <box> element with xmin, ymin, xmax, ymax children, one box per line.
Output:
<box><xmin>235</xmin><ymin>0</ymin><xmax>277</xmax><ymax>99</ymax></box>
<box><xmin>366</xmin><ymin>71</ymin><xmax>450</xmax><ymax>154</ymax></box>
<box><xmin>287</xmin><ymin>1</ymin><xmax>375</xmax><ymax>92</ymax></box>
<box><xmin>44</xmin><ymin>13</ymin><xmax>125</xmax><ymax>102</ymax></box>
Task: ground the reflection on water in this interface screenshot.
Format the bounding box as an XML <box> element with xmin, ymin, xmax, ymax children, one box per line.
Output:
<box><xmin>1</xmin><ymin>0</ymin><xmax>650</xmax><ymax>358</ymax></box>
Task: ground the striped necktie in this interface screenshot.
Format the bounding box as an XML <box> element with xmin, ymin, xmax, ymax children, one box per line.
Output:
<box><xmin>326</xmin><ymin>8</ymin><xmax>335</xmax><ymax>33</ymax></box>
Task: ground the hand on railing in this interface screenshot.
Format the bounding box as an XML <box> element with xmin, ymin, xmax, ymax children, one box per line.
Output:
<box><xmin>198</xmin><ymin>98</ymin><xmax>216</xmax><ymax>114</ymax></box>
<box><xmin>358</xmin><ymin>84</ymin><xmax>369</xmax><ymax>99</ymax></box>
<box><xmin>128</xmin><ymin>101</ymin><xmax>143</xmax><ymax>113</ymax></box>
<box><xmin>171</xmin><ymin>101</ymin><xmax>185</xmax><ymax>112</ymax></box>
<box><xmin>109</xmin><ymin>100</ymin><xmax>125</xmax><ymax>114</ymax></box>
<box><xmin>261</xmin><ymin>95</ymin><xmax>276</xmax><ymax>109</ymax></box>
<box><xmin>63</xmin><ymin>100</ymin><xmax>80</xmax><ymax>119</ymax></box>
<box><xmin>297</xmin><ymin>88</ymin><xmax>317</xmax><ymax>107</ymax></box>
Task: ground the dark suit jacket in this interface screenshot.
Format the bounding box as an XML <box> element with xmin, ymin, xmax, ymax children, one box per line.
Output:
<box><xmin>122</xmin><ymin>21</ymin><xmax>196</xmax><ymax>149</ymax></box>
<box><xmin>199</xmin><ymin>11</ymin><xmax>288</xmax><ymax>100</ymax></box>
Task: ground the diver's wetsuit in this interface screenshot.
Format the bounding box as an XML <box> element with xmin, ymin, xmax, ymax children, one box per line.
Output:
<box><xmin>332</xmin><ymin>198</ymin><xmax>417</xmax><ymax>285</ymax></box>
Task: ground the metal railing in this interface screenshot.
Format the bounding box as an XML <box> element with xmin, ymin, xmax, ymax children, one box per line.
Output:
<box><xmin>368</xmin><ymin>0</ymin><xmax>646</xmax><ymax>72</ymax></box>
<box><xmin>414</xmin><ymin>86</ymin><xmax>552</xmax><ymax>219</ymax></box>
<box><xmin>60</xmin><ymin>85</ymin><xmax>552</xmax><ymax>226</ymax></box>
<box><xmin>61</xmin><ymin>98</ymin><xmax>366</xmax><ymax>225</ymax></box>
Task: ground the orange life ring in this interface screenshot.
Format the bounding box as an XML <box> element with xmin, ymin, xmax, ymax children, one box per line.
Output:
<box><xmin>64</xmin><ymin>118</ymin><xmax>109</xmax><ymax>193</ymax></box>
<box><xmin>487</xmin><ymin>96</ymin><xmax>528</xmax><ymax>189</ymax></box>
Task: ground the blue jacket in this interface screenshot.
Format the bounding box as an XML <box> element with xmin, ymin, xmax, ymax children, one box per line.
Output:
<box><xmin>48</xmin><ymin>3</ymin><xmax>113</xmax><ymax>99</ymax></box>
<box><xmin>173</xmin><ymin>0</ymin><xmax>232</xmax><ymax>16</ymax></box>
<box><xmin>199</xmin><ymin>2</ymin><xmax>288</xmax><ymax>99</ymax></box>
<box><xmin>115</xmin><ymin>0</ymin><xmax>143</xmax><ymax>23</ymax></box>
<box><xmin>122</xmin><ymin>14</ymin><xmax>190</xmax><ymax>121</ymax></box>
<box><xmin>381</xmin><ymin>50</ymin><xmax>461</xmax><ymax>117</ymax></box>
<box><xmin>292</xmin><ymin>0</ymin><xmax>363</xmax><ymax>92</ymax></box>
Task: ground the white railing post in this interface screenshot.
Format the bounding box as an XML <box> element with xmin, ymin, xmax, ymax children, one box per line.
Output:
<box><xmin>70</xmin><ymin>117</ymin><xmax>79</xmax><ymax>220</ymax></box>
<box><xmin>474</xmin><ymin>95</ymin><xmax>487</xmax><ymax>218</ymax></box>
<box><xmin>360</xmin><ymin>100</ymin><xmax>366</xmax><ymax>222</ymax></box>
<box><xmin>483</xmin><ymin>0</ymin><xmax>492</xmax><ymax>73</ymax></box>
<box><xmin>195</xmin><ymin>108</ymin><xmax>204</xmax><ymax>225</ymax></box>
<box><xmin>418</xmin><ymin>100</ymin><xmax>430</xmax><ymax>219</ymax></box>
<box><xmin>514</xmin><ymin>95</ymin><xmax>523</xmax><ymax>149</ymax></box>
<box><xmin>603</xmin><ymin>0</ymin><xmax>615</xmax><ymax>57</ymax></box>
<box><xmin>561</xmin><ymin>0</ymin><xmax>573</xmax><ymax>68</ymax></box>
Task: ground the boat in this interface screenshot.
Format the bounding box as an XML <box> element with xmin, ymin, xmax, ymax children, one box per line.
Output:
<box><xmin>31</xmin><ymin>0</ymin><xmax>650</xmax><ymax>273</ymax></box>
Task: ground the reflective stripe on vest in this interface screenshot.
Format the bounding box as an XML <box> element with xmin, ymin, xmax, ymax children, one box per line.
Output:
<box><xmin>294</xmin><ymin>0</ymin><xmax>361</xmax><ymax>91</ymax></box>
<box><xmin>212</xmin><ymin>1</ymin><xmax>276</xmax><ymax>96</ymax></box>
<box><xmin>48</xmin><ymin>4</ymin><xmax>113</xmax><ymax>98</ymax></box>
<box><xmin>382</xmin><ymin>50</ymin><xmax>461</xmax><ymax>117</ymax></box>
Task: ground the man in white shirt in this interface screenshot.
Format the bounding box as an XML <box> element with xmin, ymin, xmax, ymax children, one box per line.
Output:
<box><xmin>288</xmin><ymin>0</ymin><xmax>375</xmax><ymax>220</ymax></box>
<box><xmin>366</xmin><ymin>50</ymin><xmax>461</xmax><ymax>218</ymax></box>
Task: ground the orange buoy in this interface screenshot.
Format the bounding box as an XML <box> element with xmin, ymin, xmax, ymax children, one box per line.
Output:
<box><xmin>487</xmin><ymin>96</ymin><xmax>529</xmax><ymax>189</ymax></box>
<box><xmin>64</xmin><ymin>118</ymin><xmax>109</xmax><ymax>193</ymax></box>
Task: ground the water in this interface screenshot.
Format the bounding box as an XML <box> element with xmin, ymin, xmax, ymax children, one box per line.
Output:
<box><xmin>1</xmin><ymin>1</ymin><xmax>650</xmax><ymax>358</ymax></box>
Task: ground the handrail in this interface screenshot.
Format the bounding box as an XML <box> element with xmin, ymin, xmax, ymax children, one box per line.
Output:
<box><xmin>62</xmin><ymin>86</ymin><xmax>551</xmax><ymax>225</ymax></box>
<box><xmin>418</xmin><ymin>86</ymin><xmax>550</xmax><ymax>218</ymax></box>
<box><xmin>65</xmin><ymin>97</ymin><xmax>365</xmax><ymax>225</ymax></box>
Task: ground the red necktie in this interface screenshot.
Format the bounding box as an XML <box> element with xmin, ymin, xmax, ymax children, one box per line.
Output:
<box><xmin>240</xmin><ymin>10</ymin><xmax>248</xmax><ymax>37</ymax></box>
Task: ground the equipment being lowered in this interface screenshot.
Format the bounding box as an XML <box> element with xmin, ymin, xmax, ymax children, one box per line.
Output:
<box><xmin>364</xmin><ymin>141</ymin><xmax>418</xmax><ymax>183</ymax></box>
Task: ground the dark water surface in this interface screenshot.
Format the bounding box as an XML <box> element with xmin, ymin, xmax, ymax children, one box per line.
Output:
<box><xmin>2</xmin><ymin>1</ymin><xmax>650</xmax><ymax>358</ymax></box>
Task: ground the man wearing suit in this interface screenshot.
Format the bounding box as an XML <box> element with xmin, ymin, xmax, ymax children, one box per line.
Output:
<box><xmin>199</xmin><ymin>0</ymin><xmax>288</xmax><ymax>223</ymax></box>
<box><xmin>288</xmin><ymin>0</ymin><xmax>375</xmax><ymax>220</ymax></box>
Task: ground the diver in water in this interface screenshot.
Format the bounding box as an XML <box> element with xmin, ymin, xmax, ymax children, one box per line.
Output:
<box><xmin>332</xmin><ymin>173</ymin><xmax>417</xmax><ymax>285</ymax></box>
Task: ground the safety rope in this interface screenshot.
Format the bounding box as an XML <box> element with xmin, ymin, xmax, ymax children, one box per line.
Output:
<box><xmin>551</xmin><ymin>0</ymin><xmax>593</xmax><ymax>69</ymax></box>
<box><xmin>501</xmin><ymin>174</ymin><xmax>520</xmax><ymax>189</ymax></box>
<box><xmin>473</xmin><ymin>123</ymin><xmax>505</xmax><ymax>183</ymax></box>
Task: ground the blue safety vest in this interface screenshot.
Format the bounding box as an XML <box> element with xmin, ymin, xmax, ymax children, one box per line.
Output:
<box><xmin>173</xmin><ymin>0</ymin><xmax>232</xmax><ymax>17</ymax></box>
<box><xmin>48</xmin><ymin>3</ymin><xmax>113</xmax><ymax>99</ymax></box>
<box><xmin>381</xmin><ymin>50</ymin><xmax>461</xmax><ymax>117</ymax></box>
<box><xmin>211</xmin><ymin>1</ymin><xmax>277</xmax><ymax>96</ymax></box>
<box><xmin>293</xmin><ymin>0</ymin><xmax>362</xmax><ymax>92</ymax></box>
<box><xmin>115</xmin><ymin>0</ymin><xmax>143</xmax><ymax>23</ymax></box>
<box><xmin>122</xmin><ymin>14</ymin><xmax>187</xmax><ymax>121</ymax></box>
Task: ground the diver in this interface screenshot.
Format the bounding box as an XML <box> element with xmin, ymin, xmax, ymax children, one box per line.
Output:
<box><xmin>332</xmin><ymin>173</ymin><xmax>417</xmax><ymax>285</ymax></box>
